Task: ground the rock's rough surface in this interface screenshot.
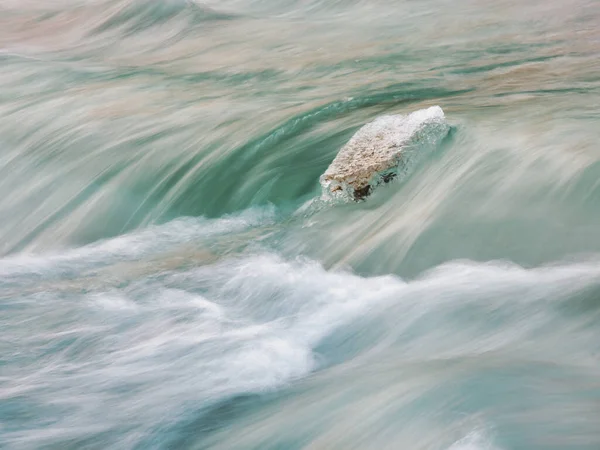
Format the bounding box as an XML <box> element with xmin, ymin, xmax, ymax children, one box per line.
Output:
<box><xmin>320</xmin><ymin>106</ymin><xmax>449</xmax><ymax>200</ymax></box>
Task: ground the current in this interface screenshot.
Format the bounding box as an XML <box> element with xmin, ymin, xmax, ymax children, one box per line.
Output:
<box><xmin>1</xmin><ymin>1</ymin><xmax>600</xmax><ymax>449</ymax></box>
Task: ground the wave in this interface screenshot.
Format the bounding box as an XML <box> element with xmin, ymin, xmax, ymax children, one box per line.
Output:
<box><xmin>0</xmin><ymin>208</ymin><xmax>275</xmax><ymax>285</ymax></box>
<box><xmin>0</xmin><ymin>251</ymin><xmax>397</xmax><ymax>448</ymax></box>
<box><xmin>91</xmin><ymin>0</ymin><xmax>238</xmax><ymax>36</ymax></box>
<box><xmin>3</xmin><ymin>247</ymin><xmax>600</xmax><ymax>448</ymax></box>
<box><xmin>186</xmin><ymin>256</ymin><xmax>600</xmax><ymax>450</ymax></box>
<box><xmin>0</xmin><ymin>78</ymin><xmax>467</xmax><ymax>255</ymax></box>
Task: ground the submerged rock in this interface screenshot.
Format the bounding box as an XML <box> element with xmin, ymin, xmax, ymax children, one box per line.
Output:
<box><xmin>320</xmin><ymin>106</ymin><xmax>449</xmax><ymax>201</ymax></box>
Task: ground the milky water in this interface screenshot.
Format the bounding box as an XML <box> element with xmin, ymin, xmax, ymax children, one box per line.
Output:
<box><xmin>1</xmin><ymin>1</ymin><xmax>600</xmax><ymax>449</ymax></box>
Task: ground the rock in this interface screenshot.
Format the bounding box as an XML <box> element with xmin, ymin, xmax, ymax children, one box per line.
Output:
<box><xmin>320</xmin><ymin>106</ymin><xmax>449</xmax><ymax>201</ymax></box>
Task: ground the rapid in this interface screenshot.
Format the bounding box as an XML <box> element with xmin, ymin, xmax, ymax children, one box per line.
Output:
<box><xmin>1</xmin><ymin>1</ymin><xmax>600</xmax><ymax>448</ymax></box>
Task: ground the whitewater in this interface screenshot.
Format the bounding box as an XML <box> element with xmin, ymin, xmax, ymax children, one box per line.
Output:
<box><xmin>1</xmin><ymin>0</ymin><xmax>600</xmax><ymax>449</ymax></box>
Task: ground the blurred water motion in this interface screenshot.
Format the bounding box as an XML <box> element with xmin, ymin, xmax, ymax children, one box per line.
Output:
<box><xmin>1</xmin><ymin>0</ymin><xmax>600</xmax><ymax>449</ymax></box>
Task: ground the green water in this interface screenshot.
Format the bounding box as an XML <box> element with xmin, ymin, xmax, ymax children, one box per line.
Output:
<box><xmin>1</xmin><ymin>1</ymin><xmax>600</xmax><ymax>449</ymax></box>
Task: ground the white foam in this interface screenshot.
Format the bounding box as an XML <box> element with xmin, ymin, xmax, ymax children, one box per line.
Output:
<box><xmin>5</xmin><ymin>251</ymin><xmax>600</xmax><ymax>448</ymax></box>
<box><xmin>0</xmin><ymin>206</ymin><xmax>274</xmax><ymax>281</ymax></box>
<box><xmin>448</xmin><ymin>430</ymin><xmax>502</xmax><ymax>450</ymax></box>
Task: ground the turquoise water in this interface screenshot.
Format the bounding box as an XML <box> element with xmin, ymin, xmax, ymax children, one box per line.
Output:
<box><xmin>1</xmin><ymin>1</ymin><xmax>600</xmax><ymax>448</ymax></box>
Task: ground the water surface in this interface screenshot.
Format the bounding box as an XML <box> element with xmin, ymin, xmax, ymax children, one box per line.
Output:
<box><xmin>1</xmin><ymin>1</ymin><xmax>600</xmax><ymax>448</ymax></box>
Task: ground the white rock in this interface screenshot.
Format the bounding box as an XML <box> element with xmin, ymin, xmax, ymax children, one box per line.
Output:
<box><xmin>320</xmin><ymin>106</ymin><xmax>449</xmax><ymax>200</ymax></box>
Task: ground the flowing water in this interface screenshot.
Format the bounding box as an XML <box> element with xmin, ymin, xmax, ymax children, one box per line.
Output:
<box><xmin>1</xmin><ymin>0</ymin><xmax>600</xmax><ymax>448</ymax></box>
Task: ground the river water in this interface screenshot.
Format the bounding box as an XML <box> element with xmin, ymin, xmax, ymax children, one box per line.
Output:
<box><xmin>1</xmin><ymin>1</ymin><xmax>600</xmax><ymax>449</ymax></box>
